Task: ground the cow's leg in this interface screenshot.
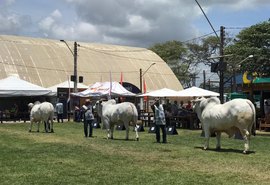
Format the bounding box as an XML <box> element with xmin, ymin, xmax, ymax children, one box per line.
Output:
<box><xmin>110</xmin><ymin>125</ymin><xmax>114</xmax><ymax>139</ymax></box>
<box><xmin>239</xmin><ymin>128</ymin><xmax>250</xmax><ymax>154</ymax></box>
<box><xmin>50</xmin><ymin>117</ymin><xmax>54</xmax><ymax>133</ymax></box>
<box><xmin>203</xmin><ymin>129</ymin><xmax>210</xmax><ymax>150</ymax></box>
<box><xmin>29</xmin><ymin>120</ymin><xmax>33</xmax><ymax>132</ymax></box>
<box><xmin>37</xmin><ymin>121</ymin><xmax>40</xmax><ymax>132</ymax></box>
<box><xmin>216</xmin><ymin>131</ymin><xmax>221</xmax><ymax>150</ymax></box>
<box><xmin>44</xmin><ymin>120</ymin><xmax>48</xmax><ymax>133</ymax></box>
<box><xmin>106</xmin><ymin>129</ymin><xmax>110</xmax><ymax>139</ymax></box>
<box><xmin>125</xmin><ymin>124</ymin><xmax>129</xmax><ymax>140</ymax></box>
<box><xmin>135</xmin><ymin>124</ymin><xmax>139</xmax><ymax>141</ymax></box>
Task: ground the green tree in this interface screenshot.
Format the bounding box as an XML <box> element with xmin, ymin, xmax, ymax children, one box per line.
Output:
<box><xmin>149</xmin><ymin>40</ymin><xmax>196</xmax><ymax>87</ymax></box>
<box><xmin>225</xmin><ymin>21</ymin><xmax>270</xmax><ymax>76</ymax></box>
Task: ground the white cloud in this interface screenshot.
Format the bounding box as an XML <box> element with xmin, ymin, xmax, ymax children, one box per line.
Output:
<box><xmin>51</xmin><ymin>9</ymin><xmax>62</xmax><ymax>19</ymax></box>
<box><xmin>0</xmin><ymin>0</ymin><xmax>31</xmax><ymax>34</ymax></box>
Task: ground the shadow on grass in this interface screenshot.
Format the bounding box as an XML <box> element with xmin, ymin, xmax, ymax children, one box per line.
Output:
<box><xmin>194</xmin><ymin>146</ymin><xmax>256</xmax><ymax>155</ymax></box>
<box><xmin>29</xmin><ymin>131</ymin><xmax>54</xmax><ymax>134</ymax></box>
<box><xmin>102</xmin><ymin>138</ymin><xmax>139</xmax><ymax>142</ymax></box>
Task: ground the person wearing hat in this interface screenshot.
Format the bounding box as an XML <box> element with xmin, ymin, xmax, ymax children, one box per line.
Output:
<box><xmin>83</xmin><ymin>99</ymin><xmax>95</xmax><ymax>137</ymax></box>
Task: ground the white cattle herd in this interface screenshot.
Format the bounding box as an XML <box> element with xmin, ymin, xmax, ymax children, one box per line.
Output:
<box><xmin>26</xmin><ymin>97</ymin><xmax>256</xmax><ymax>154</ymax></box>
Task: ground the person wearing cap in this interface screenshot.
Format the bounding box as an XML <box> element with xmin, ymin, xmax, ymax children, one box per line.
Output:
<box><xmin>83</xmin><ymin>99</ymin><xmax>95</xmax><ymax>137</ymax></box>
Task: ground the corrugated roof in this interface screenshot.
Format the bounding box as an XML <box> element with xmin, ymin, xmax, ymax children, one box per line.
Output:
<box><xmin>0</xmin><ymin>35</ymin><xmax>183</xmax><ymax>92</ymax></box>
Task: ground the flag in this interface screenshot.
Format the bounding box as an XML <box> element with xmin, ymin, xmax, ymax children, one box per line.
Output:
<box><xmin>120</xmin><ymin>72</ymin><xmax>123</xmax><ymax>85</ymax></box>
<box><xmin>120</xmin><ymin>72</ymin><xmax>123</xmax><ymax>102</ymax></box>
<box><xmin>143</xmin><ymin>78</ymin><xmax>147</xmax><ymax>101</ymax></box>
<box><xmin>109</xmin><ymin>71</ymin><xmax>112</xmax><ymax>99</ymax></box>
<box><xmin>67</xmin><ymin>75</ymin><xmax>71</xmax><ymax>103</ymax></box>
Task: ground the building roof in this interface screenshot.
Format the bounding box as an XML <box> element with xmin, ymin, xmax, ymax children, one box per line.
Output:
<box><xmin>0</xmin><ymin>35</ymin><xmax>183</xmax><ymax>92</ymax></box>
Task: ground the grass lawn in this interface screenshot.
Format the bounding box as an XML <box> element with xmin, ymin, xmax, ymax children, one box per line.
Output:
<box><xmin>1</xmin><ymin>122</ymin><xmax>270</xmax><ymax>185</ymax></box>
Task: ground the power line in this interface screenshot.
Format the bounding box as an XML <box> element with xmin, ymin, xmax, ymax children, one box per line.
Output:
<box><xmin>182</xmin><ymin>31</ymin><xmax>220</xmax><ymax>43</ymax></box>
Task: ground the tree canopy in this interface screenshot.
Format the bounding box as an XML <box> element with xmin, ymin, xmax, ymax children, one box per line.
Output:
<box><xmin>225</xmin><ymin>21</ymin><xmax>270</xmax><ymax>76</ymax></box>
<box><xmin>149</xmin><ymin>20</ymin><xmax>270</xmax><ymax>88</ymax></box>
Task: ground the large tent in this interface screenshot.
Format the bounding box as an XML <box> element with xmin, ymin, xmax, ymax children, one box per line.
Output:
<box><xmin>0</xmin><ymin>35</ymin><xmax>183</xmax><ymax>92</ymax></box>
<box><xmin>138</xmin><ymin>88</ymin><xmax>178</xmax><ymax>97</ymax></box>
<box><xmin>177</xmin><ymin>86</ymin><xmax>220</xmax><ymax>97</ymax></box>
<box><xmin>0</xmin><ymin>76</ymin><xmax>52</xmax><ymax>97</ymax></box>
<box><xmin>72</xmin><ymin>81</ymin><xmax>135</xmax><ymax>97</ymax></box>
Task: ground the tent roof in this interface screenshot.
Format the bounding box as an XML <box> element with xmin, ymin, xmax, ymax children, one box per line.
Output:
<box><xmin>72</xmin><ymin>81</ymin><xmax>135</xmax><ymax>97</ymax></box>
<box><xmin>138</xmin><ymin>88</ymin><xmax>178</xmax><ymax>97</ymax></box>
<box><xmin>48</xmin><ymin>81</ymin><xmax>88</xmax><ymax>92</ymax></box>
<box><xmin>177</xmin><ymin>86</ymin><xmax>220</xmax><ymax>97</ymax></box>
<box><xmin>0</xmin><ymin>76</ymin><xmax>52</xmax><ymax>97</ymax></box>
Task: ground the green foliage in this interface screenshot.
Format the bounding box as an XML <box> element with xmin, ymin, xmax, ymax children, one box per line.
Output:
<box><xmin>225</xmin><ymin>21</ymin><xmax>270</xmax><ymax>76</ymax></box>
<box><xmin>187</xmin><ymin>36</ymin><xmax>220</xmax><ymax>66</ymax></box>
<box><xmin>1</xmin><ymin>122</ymin><xmax>270</xmax><ymax>185</ymax></box>
<box><xmin>149</xmin><ymin>40</ymin><xmax>187</xmax><ymax>63</ymax></box>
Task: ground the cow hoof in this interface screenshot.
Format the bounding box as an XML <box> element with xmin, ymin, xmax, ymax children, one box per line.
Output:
<box><xmin>37</xmin><ymin>130</ymin><xmax>39</xmax><ymax>133</ymax></box>
<box><xmin>243</xmin><ymin>150</ymin><xmax>248</xmax><ymax>154</ymax></box>
<box><xmin>29</xmin><ymin>130</ymin><xmax>31</xmax><ymax>132</ymax></box>
<box><xmin>216</xmin><ymin>147</ymin><xmax>221</xmax><ymax>151</ymax></box>
<box><xmin>203</xmin><ymin>147</ymin><xmax>208</xmax><ymax>150</ymax></box>
<box><xmin>51</xmin><ymin>129</ymin><xmax>54</xmax><ymax>133</ymax></box>
<box><xmin>136</xmin><ymin>138</ymin><xmax>139</xmax><ymax>141</ymax></box>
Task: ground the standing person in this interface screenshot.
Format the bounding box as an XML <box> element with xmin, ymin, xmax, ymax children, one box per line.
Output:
<box><xmin>152</xmin><ymin>99</ymin><xmax>167</xmax><ymax>143</ymax></box>
<box><xmin>172</xmin><ymin>100</ymin><xmax>179</xmax><ymax>117</ymax></box>
<box><xmin>55</xmin><ymin>101</ymin><xmax>64</xmax><ymax>123</ymax></box>
<box><xmin>83</xmin><ymin>99</ymin><xmax>95</xmax><ymax>137</ymax></box>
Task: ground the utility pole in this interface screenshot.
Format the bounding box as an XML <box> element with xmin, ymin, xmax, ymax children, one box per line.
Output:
<box><xmin>74</xmin><ymin>42</ymin><xmax>78</xmax><ymax>93</ymax></box>
<box><xmin>219</xmin><ymin>26</ymin><xmax>225</xmax><ymax>103</ymax></box>
<box><xmin>139</xmin><ymin>68</ymin><xmax>142</xmax><ymax>93</ymax></box>
<box><xmin>203</xmin><ymin>70</ymin><xmax>206</xmax><ymax>89</ymax></box>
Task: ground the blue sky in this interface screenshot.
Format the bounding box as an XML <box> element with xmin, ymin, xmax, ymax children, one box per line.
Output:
<box><xmin>1</xmin><ymin>0</ymin><xmax>269</xmax><ymax>85</ymax></box>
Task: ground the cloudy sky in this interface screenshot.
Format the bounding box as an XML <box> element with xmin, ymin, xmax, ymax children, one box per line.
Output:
<box><xmin>1</xmin><ymin>0</ymin><xmax>270</xmax><ymax>48</ymax></box>
<box><xmin>1</xmin><ymin>0</ymin><xmax>269</xmax><ymax>86</ymax></box>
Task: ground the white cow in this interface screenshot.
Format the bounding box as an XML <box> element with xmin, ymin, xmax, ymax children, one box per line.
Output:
<box><xmin>28</xmin><ymin>101</ymin><xmax>54</xmax><ymax>133</ymax></box>
<box><xmin>193</xmin><ymin>97</ymin><xmax>255</xmax><ymax>154</ymax></box>
<box><xmin>95</xmin><ymin>99</ymin><xmax>139</xmax><ymax>140</ymax></box>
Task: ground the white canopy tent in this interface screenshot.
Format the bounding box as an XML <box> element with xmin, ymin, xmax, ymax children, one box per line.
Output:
<box><xmin>72</xmin><ymin>81</ymin><xmax>136</xmax><ymax>97</ymax></box>
<box><xmin>48</xmin><ymin>81</ymin><xmax>89</xmax><ymax>93</ymax></box>
<box><xmin>138</xmin><ymin>88</ymin><xmax>179</xmax><ymax>97</ymax></box>
<box><xmin>177</xmin><ymin>86</ymin><xmax>220</xmax><ymax>97</ymax></box>
<box><xmin>0</xmin><ymin>76</ymin><xmax>52</xmax><ymax>97</ymax></box>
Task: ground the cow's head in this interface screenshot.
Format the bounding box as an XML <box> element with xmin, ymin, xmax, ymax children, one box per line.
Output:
<box><xmin>28</xmin><ymin>103</ymin><xmax>34</xmax><ymax>111</ymax></box>
<box><xmin>95</xmin><ymin>100</ymin><xmax>103</xmax><ymax>117</ymax></box>
<box><xmin>192</xmin><ymin>97</ymin><xmax>207</xmax><ymax>118</ymax></box>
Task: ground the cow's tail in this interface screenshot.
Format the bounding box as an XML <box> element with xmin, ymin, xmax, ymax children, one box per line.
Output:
<box><xmin>247</xmin><ymin>100</ymin><xmax>256</xmax><ymax>136</ymax></box>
